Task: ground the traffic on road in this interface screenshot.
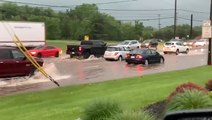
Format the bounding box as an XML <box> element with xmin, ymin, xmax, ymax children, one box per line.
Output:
<box><xmin>0</xmin><ymin>39</ymin><xmax>208</xmax><ymax>95</ymax></box>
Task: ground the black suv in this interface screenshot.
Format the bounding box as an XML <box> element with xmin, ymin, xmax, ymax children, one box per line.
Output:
<box><xmin>140</xmin><ymin>39</ymin><xmax>160</xmax><ymax>49</ymax></box>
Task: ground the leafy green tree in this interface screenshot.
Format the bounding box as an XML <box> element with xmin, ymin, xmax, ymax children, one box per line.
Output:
<box><xmin>135</xmin><ymin>20</ymin><xmax>144</xmax><ymax>40</ymax></box>
<box><xmin>0</xmin><ymin>3</ymin><xmax>202</xmax><ymax>41</ymax></box>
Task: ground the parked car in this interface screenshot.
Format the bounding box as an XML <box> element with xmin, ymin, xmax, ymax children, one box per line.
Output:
<box><xmin>104</xmin><ymin>46</ymin><xmax>129</xmax><ymax>61</ymax></box>
<box><xmin>140</xmin><ymin>39</ymin><xmax>160</xmax><ymax>49</ymax></box>
<box><xmin>28</xmin><ymin>45</ymin><xmax>62</xmax><ymax>58</ymax></box>
<box><xmin>0</xmin><ymin>46</ymin><xmax>43</xmax><ymax>78</ymax></box>
<box><xmin>194</xmin><ymin>39</ymin><xmax>208</xmax><ymax>47</ymax></box>
<box><xmin>125</xmin><ymin>48</ymin><xmax>164</xmax><ymax>65</ymax></box>
<box><xmin>66</xmin><ymin>40</ymin><xmax>107</xmax><ymax>59</ymax></box>
<box><xmin>117</xmin><ymin>40</ymin><xmax>141</xmax><ymax>50</ymax></box>
<box><xmin>163</xmin><ymin>41</ymin><xmax>189</xmax><ymax>55</ymax></box>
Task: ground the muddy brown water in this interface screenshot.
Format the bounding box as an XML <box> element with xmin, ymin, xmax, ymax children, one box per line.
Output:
<box><xmin>0</xmin><ymin>48</ymin><xmax>208</xmax><ymax>96</ymax></box>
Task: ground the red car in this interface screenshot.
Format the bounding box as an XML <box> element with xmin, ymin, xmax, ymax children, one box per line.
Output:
<box><xmin>0</xmin><ymin>46</ymin><xmax>43</xmax><ymax>78</ymax></box>
<box><xmin>28</xmin><ymin>45</ymin><xmax>62</xmax><ymax>58</ymax></box>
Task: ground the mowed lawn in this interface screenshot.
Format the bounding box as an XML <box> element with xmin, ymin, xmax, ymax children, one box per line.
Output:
<box><xmin>0</xmin><ymin>66</ymin><xmax>212</xmax><ymax>120</ymax></box>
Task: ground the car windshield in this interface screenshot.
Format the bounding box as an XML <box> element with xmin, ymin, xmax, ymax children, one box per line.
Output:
<box><xmin>119</xmin><ymin>41</ymin><xmax>130</xmax><ymax>45</ymax></box>
<box><xmin>106</xmin><ymin>47</ymin><xmax>119</xmax><ymax>51</ymax></box>
<box><xmin>165</xmin><ymin>42</ymin><xmax>175</xmax><ymax>46</ymax></box>
<box><xmin>199</xmin><ymin>39</ymin><xmax>207</xmax><ymax>42</ymax></box>
<box><xmin>130</xmin><ymin>49</ymin><xmax>145</xmax><ymax>54</ymax></box>
<box><xmin>34</xmin><ymin>46</ymin><xmax>44</xmax><ymax>50</ymax></box>
<box><xmin>143</xmin><ymin>40</ymin><xmax>151</xmax><ymax>43</ymax></box>
<box><xmin>170</xmin><ymin>39</ymin><xmax>178</xmax><ymax>41</ymax></box>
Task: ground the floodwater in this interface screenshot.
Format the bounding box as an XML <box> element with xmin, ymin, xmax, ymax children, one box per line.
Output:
<box><xmin>0</xmin><ymin>48</ymin><xmax>208</xmax><ymax>95</ymax></box>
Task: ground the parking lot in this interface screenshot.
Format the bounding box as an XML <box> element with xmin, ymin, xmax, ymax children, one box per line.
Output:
<box><xmin>0</xmin><ymin>47</ymin><xmax>208</xmax><ymax>95</ymax></box>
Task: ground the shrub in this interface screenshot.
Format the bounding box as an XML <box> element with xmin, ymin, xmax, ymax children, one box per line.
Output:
<box><xmin>209</xmin><ymin>91</ymin><xmax>212</xmax><ymax>99</ymax></box>
<box><xmin>166</xmin><ymin>90</ymin><xmax>212</xmax><ymax>112</ymax></box>
<box><xmin>205</xmin><ymin>79</ymin><xmax>212</xmax><ymax>91</ymax></box>
<box><xmin>82</xmin><ymin>99</ymin><xmax>122</xmax><ymax>120</ymax></box>
<box><xmin>109</xmin><ymin>111</ymin><xmax>155</xmax><ymax>120</ymax></box>
<box><xmin>167</xmin><ymin>82</ymin><xmax>207</xmax><ymax>101</ymax></box>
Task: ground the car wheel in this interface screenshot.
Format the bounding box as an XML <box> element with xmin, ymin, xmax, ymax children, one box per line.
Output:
<box><xmin>29</xmin><ymin>68</ymin><xmax>37</xmax><ymax>77</ymax></box>
<box><xmin>83</xmin><ymin>52</ymin><xmax>90</xmax><ymax>59</ymax></box>
<box><xmin>176</xmin><ymin>49</ymin><xmax>179</xmax><ymax>55</ymax></box>
<box><xmin>163</xmin><ymin>52</ymin><xmax>167</xmax><ymax>54</ymax></box>
<box><xmin>185</xmin><ymin>49</ymin><xmax>189</xmax><ymax>54</ymax></box>
<box><xmin>160</xmin><ymin>57</ymin><xmax>164</xmax><ymax>63</ymax></box>
<box><xmin>127</xmin><ymin>62</ymin><xmax>131</xmax><ymax>64</ymax></box>
<box><xmin>55</xmin><ymin>52</ymin><xmax>59</xmax><ymax>57</ymax></box>
<box><xmin>144</xmin><ymin>59</ymin><xmax>149</xmax><ymax>65</ymax></box>
<box><xmin>37</xmin><ymin>53</ymin><xmax>42</xmax><ymax>58</ymax></box>
<box><xmin>118</xmin><ymin>56</ymin><xmax>123</xmax><ymax>61</ymax></box>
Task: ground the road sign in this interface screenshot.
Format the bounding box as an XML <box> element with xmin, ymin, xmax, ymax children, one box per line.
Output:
<box><xmin>84</xmin><ymin>35</ymin><xmax>89</xmax><ymax>41</ymax></box>
<box><xmin>203</xmin><ymin>20</ymin><xmax>211</xmax><ymax>27</ymax></box>
<box><xmin>202</xmin><ymin>20</ymin><xmax>212</xmax><ymax>38</ymax></box>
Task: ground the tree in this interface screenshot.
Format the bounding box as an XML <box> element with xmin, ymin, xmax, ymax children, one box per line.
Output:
<box><xmin>134</xmin><ymin>20</ymin><xmax>144</xmax><ymax>40</ymax></box>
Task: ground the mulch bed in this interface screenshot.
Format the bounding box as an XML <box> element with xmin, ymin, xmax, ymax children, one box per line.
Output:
<box><xmin>143</xmin><ymin>100</ymin><xmax>167</xmax><ymax>119</ymax></box>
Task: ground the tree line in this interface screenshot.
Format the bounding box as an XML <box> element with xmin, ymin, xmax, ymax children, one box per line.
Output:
<box><xmin>0</xmin><ymin>3</ymin><xmax>201</xmax><ymax>41</ymax></box>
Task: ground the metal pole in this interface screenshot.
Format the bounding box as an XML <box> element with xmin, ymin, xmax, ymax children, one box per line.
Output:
<box><xmin>190</xmin><ymin>14</ymin><xmax>193</xmax><ymax>39</ymax></box>
<box><xmin>174</xmin><ymin>0</ymin><xmax>177</xmax><ymax>38</ymax></box>
<box><xmin>158</xmin><ymin>14</ymin><xmax>161</xmax><ymax>39</ymax></box>
<box><xmin>208</xmin><ymin>0</ymin><xmax>212</xmax><ymax>65</ymax></box>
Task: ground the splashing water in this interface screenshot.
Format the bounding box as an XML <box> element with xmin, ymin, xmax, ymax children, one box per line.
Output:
<box><xmin>0</xmin><ymin>63</ymin><xmax>71</xmax><ymax>87</ymax></box>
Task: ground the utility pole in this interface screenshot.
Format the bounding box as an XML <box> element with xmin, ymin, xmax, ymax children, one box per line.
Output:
<box><xmin>174</xmin><ymin>0</ymin><xmax>177</xmax><ymax>38</ymax></box>
<box><xmin>158</xmin><ymin>14</ymin><xmax>161</xmax><ymax>39</ymax></box>
<box><xmin>190</xmin><ymin>14</ymin><xmax>193</xmax><ymax>39</ymax></box>
<box><xmin>208</xmin><ymin>0</ymin><xmax>212</xmax><ymax>65</ymax></box>
<box><xmin>158</xmin><ymin>14</ymin><xmax>161</xmax><ymax>30</ymax></box>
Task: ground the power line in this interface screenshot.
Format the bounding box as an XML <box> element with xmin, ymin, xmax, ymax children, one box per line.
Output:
<box><xmin>100</xmin><ymin>8</ymin><xmax>174</xmax><ymax>12</ymax></box>
<box><xmin>178</xmin><ymin>16</ymin><xmax>203</xmax><ymax>22</ymax></box>
<box><xmin>118</xmin><ymin>17</ymin><xmax>174</xmax><ymax>21</ymax></box>
<box><xmin>0</xmin><ymin>0</ymin><xmax>138</xmax><ymax>8</ymax></box>
<box><xmin>178</xmin><ymin>9</ymin><xmax>209</xmax><ymax>14</ymax></box>
<box><xmin>0</xmin><ymin>0</ymin><xmax>210</xmax><ymax>15</ymax></box>
<box><xmin>0</xmin><ymin>0</ymin><xmax>75</xmax><ymax>8</ymax></box>
<box><xmin>95</xmin><ymin>0</ymin><xmax>138</xmax><ymax>5</ymax></box>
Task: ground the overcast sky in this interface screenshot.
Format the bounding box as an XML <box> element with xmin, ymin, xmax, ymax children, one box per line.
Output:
<box><xmin>1</xmin><ymin>0</ymin><xmax>211</xmax><ymax>28</ymax></box>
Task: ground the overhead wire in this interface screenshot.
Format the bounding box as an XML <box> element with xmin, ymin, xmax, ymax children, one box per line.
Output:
<box><xmin>0</xmin><ymin>0</ymin><xmax>138</xmax><ymax>8</ymax></box>
<box><xmin>0</xmin><ymin>0</ymin><xmax>208</xmax><ymax>26</ymax></box>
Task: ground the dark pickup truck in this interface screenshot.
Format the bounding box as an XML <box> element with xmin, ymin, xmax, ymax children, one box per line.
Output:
<box><xmin>66</xmin><ymin>40</ymin><xmax>107</xmax><ymax>59</ymax></box>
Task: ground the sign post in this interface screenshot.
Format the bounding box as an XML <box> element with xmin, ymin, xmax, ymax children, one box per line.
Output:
<box><xmin>202</xmin><ymin>20</ymin><xmax>212</xmax><ymax>39</ymax></box>
<box><xmin>202</xmin><ymin>20</ymin><xmax>212</xmax><ymax>65</ymax></box>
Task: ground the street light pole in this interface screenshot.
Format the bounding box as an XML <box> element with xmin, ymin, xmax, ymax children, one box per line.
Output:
<box><xmin>174</xmin><ymin>0</ymin><xmax>177</xmax><ymax>38</ymax></box>
<box><xmin>208</xmin><ymin>0</ymin><xmax>212</xmax><ymax>65</ymax></box>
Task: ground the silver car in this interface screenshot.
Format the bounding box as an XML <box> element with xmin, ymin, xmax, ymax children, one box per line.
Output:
<box><xmin>104</xmin><ymin>46</ymin><xmax>129</xmax><ymax>61</ymax></box>
<box><xmin>117</xmin><ymin>40</ymin><xmax>141</xmax><ymax>50</ymax></box>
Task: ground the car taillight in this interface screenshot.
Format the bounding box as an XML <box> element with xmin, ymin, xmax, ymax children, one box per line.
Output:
<box><xmin>114</xmin><ymin>52</ymin><xmax>119</xmax><ymax>56</ymax></box>
<box><xmin>136</xmin><ymin>55</ymin><xmax>142</xmax><ymax>59</ymax></box>
<box><xmin>125</xmin><ymin>54</ymin><xmax>130</xmax><ymax>58</ymax></box>
<box><xmin>79</xmin><ymin>46</ymin><xmax>83</xmax><ymax>52</ymax></box>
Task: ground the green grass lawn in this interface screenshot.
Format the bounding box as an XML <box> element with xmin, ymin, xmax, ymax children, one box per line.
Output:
<box><xmin>0</xmin><ymin>66</ymin><xmax>212</xmax><ymax>120</ymax></box>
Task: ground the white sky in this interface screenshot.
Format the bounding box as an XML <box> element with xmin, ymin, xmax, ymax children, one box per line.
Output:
<box><xmin>1</xmin><ymin>0</ymin><xmax>211</xmax><ymax>28</ymax></box>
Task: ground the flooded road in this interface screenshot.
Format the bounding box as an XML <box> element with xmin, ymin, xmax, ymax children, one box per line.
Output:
<box><xmin>0</xmin><ymin>48</ymin><xmax>208</xmax><ymax>95</ymax></box>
